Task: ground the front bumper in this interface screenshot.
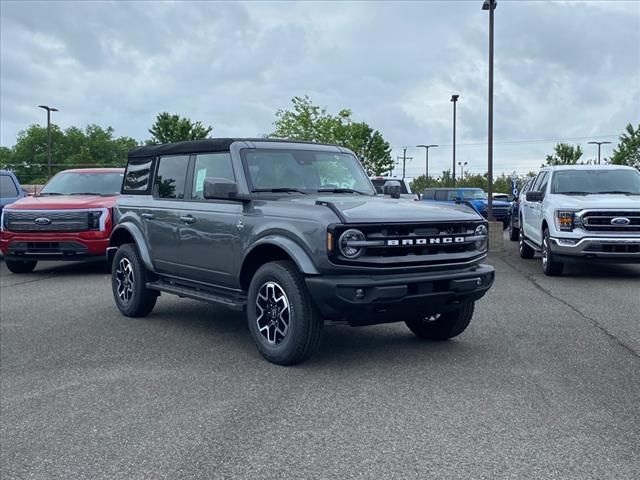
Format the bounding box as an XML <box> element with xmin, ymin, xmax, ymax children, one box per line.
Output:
<box><xmin>549</xmin><ymin>236</ymin><xmax>640</xmax><ymax>263</ymax></box>
<box><xmin>305</xmin><ymin>264</ymin><xmax>495</xmax><ymax>326</ymax></box>
<box><xmin>0</xmin><ymin>233</ymin><xmax>110</xmax><ymax>261</ymax></box>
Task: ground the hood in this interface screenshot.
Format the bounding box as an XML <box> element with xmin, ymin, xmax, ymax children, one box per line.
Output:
<box><xmin>286</xmin><ymin>194</ymin><xmax>483</xmax><ymax>223</ymax></box>
<box><xmin>549</xmin><ymin>193</ymin><xmax>640</xmax><ymax>210</ymax></box>
<box><xmin>5</xmin><ymin>194</ymin><xmax>118</xmax><ymax>210</ymax></box>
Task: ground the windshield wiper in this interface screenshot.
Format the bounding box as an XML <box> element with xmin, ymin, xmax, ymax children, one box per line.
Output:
<box><xmin>557</xmin><ymin>191</ymin><xmax>590</xmax><ymax>195</ymax></box>
<box><xmin>37</xmin><ymin>192</ymin><xmax>64</xmax><ymax>196</ymax></box>
<box><xmin>317</xmin><ymin>188</ymin><xmax>367</xmax><ymax>195</ymax></box>
<box><xmin>68</xmin><ymin>192</ymin><xmax>107</xmax><ymax>196</ymax></box>
<box><xmin>251</xmin><ymin>188</ymin><xmax>308</xmax><ymax>194</ymax></box>
<box><xmin>592</xmin><ymin>191</ymin><xmax>640</xmax><ymax>195</ymax></box>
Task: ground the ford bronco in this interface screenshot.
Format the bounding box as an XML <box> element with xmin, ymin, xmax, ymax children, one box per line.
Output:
<box><xmin>108</xmin><ymin>139</ymin><xmax>495</xmax><ymax>365</ymax></box>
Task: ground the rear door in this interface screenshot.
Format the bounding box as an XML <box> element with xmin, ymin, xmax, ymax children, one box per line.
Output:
<box><xmin>177</xmin><ymin>152</ymin><xmax>242</xmax><ymax>287</ymax></box>
<box><xmin>146</xmin><ymin>155</ymin><xmax>190</xmax><ymax>274</ymax></box>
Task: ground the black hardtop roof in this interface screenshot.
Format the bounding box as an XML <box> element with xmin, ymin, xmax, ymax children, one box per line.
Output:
<box><xmin>128</xmin><ymin>138</ymin><xmax>340</xmax><ymax>159</ymax></box>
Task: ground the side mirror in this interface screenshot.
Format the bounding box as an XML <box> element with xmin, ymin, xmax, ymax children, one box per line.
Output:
<box><xmin>526</xmin><ymin>191</ymin><xmax>543</xmax><ymax>202</ymax></box>
<box><xmin>382</xmin><ymin>180</ymin><xmax>401</xmax><ymax>199</ymax></box>
<box><xmin>203</xmin><ymin>177</ymin><xmax>239</xmax><ymax>200</ymax></box>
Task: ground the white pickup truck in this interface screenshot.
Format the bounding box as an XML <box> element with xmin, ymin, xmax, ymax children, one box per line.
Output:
<box><xmin>519</xmin><ymin>165</ymin><xmax>640</xmax><ymax>276</ymax></box>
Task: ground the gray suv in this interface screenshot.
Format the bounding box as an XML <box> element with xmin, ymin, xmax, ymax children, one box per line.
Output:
<box><xmin>108</xmin><ymin>139</ymin><xmax>494</xmax><ymax>365</ymax></box>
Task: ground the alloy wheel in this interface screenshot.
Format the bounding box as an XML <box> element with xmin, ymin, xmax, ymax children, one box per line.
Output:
<box><xmin>542</xmin><ymin>236</ymin><xmax>549</xmax><ymax>269</ymax></box>
<box><xmin>115</xmin><ymin>257</ymin><xmax>135</xmax><ymax>303</ymax></box>
<box><xmin>256</xmin><ymin>281</ymin><xmax>291</xmax><ymax>345</ymax></box>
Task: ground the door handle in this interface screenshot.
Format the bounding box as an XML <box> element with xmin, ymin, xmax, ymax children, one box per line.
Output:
<box><xmin>141</xmin><ymin>213</ymin><xmax>154</xmax><ymax>220</ymax></box>
<box><xmin>180</xmin><ymin>214</ymin><xmax>196</xmax><ymax>224</ymax></box>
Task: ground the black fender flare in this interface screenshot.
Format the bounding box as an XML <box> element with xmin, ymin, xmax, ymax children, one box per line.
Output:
<box><xmin>247</xmin><ymin>235</ymin><xmax>320</xmax><ymax>275</ymax></box>
<box><xmin>109</xmin><ymin>223</ymin><xmax>155</xmax><ymax>272</ymax></box>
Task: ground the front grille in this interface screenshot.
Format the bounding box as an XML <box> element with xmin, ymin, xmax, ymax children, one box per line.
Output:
<box><xmin>4</xmin><ymin>210</ymin><xmax>91</xmax><ymax>232</ymax></box>
<box><xmin>581</xmin><ymin>210</ymin><xmax>640</xmax><ymax>232</ymax></box>
<box><xmin>333</xmin><ymin>222</ymin><xmax>486</xmax><ymax>268</ymax></box>
<box><xmin>584</xmin><ymin>244</ymin><xmax>640</xmax><ymax>254</ymax></box>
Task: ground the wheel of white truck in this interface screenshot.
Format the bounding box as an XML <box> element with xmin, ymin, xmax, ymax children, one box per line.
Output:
<box><xmin>5</xmin><ymin>259</ymin><xmax>37</xmax><ymax>274</ymax></box>
<box><xmin>519</xmin><ymin>222</ymin><xmax>535</xmax><ymax>259</ymax></box>
<box><xmin>111</xmin><ymin>244</ymin><xmax>158</xmax><ymax>317</ymax></box>
<box><xmin>247</xmin><ymin>261</ymin><xmax>323</xmax><ymax>365</ymax></box>
<box><xmin>542</xmin><ymin>229</ymin><xmax>564</xmax><ymax>276</ymax></box>
<box><xmin>405</xmin><ymin>302</ymin><xmax>475</xmax><ymax>341</ymax></box>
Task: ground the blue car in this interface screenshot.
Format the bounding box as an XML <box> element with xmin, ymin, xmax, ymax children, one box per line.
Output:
<box><xmin>422</xmin><ymin>187</ymin><xmax>512</xmax><ymax>228</ymax></box>
<box><xmin>0</xmin><ymin>170</ymin><xmax>26</xmax><ymax>213</ymax></box>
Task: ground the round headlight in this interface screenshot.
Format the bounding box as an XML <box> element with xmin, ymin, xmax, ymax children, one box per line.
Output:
<box><xmin>339</xmin><ymin>229</ymin><xmax>366</xmax><ymax>259</ymax></box>
<box><xmin>475</xmin><ymin>224</ymin><xmax>488</xmax><ymax>236</ymax></box>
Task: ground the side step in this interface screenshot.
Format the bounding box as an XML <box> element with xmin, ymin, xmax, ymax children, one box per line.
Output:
<box><xmin>524</xmin><ymin>238</ymin><xmax>542</xmax><ymax>252</ymax></box>
<box><xmin>146</xmin><ymin>279</ymin><xmax>247</xmax><ymax>311</ymax></box>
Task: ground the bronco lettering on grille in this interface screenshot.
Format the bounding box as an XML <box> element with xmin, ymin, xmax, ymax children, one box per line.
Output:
<box><xmin>387</xmin><ymin>236</ymin><xmax>465</xmax><ymax>246</ymax></box>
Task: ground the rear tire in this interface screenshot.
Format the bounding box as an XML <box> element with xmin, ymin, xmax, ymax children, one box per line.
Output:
<box><xmin>509</xmin><ymin>218</ymin><xmax>519</xmax><ymax>241</ymax></box>
<box><xmin>405</xmin><ymin>302</ymin><xmax>475</xmax><ymax>341</ymax></box>
<box><xmin>519</xmin><ymin>222</ymin><xmax>535</xmax><ymax>259</ymax></box>
<box><xmin>111</xmin><ymin>244</ymin><xmax>158</xmax><ymax>317</ymax></box>
<box><xmin>542</xmin><ymin>229</ymin><xmax>564</xmax><ymax>276</ymax></box>
<box><xmin>247</xmin><ymin>261</ymin><xmax>323</xmax><ymax>365</ymax></box>
<box><xmin>5</xmin><ymin>259</ymin><xmax>37</xmax><ymax>274</ymax></box>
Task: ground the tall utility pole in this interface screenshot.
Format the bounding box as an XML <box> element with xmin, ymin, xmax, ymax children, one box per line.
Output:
<box><xmin>397</xmin><ymin>147</ymin><xmax>413</xmax><ymax>180</ymax></box>
<box><xmin>451</xmin><ymin>95</ymin><xmax>460</xmax><ymax>185</ymax></box>
<box><xmin>483</xmin><ymin>0</ymin><xmax>497</xmax><ymax>221</ymax></box>
<box><xmin>38</xmin><ymin>105</ymin><xmax>59</xmax><ymax>179</ymax></box>
<box><xmin>416</xmin><ymin>144</ymin><xmax>438</xmax><ymax>186</ymax></box>
<box><xmin>587</xmin><ymin>141</ymin><xmax>612</xmax><ymax>164</ymax></box>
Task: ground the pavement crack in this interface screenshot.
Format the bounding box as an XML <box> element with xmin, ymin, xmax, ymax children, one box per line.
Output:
<box><xmin>500</xmin><ymin>254</ymin><xmax>640</xmax><ymax>360</ymax></box>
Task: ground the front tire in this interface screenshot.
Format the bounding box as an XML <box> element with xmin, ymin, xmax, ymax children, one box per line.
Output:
<box><xmin>519</xmin><ymin>222</ymin><xmax>535</xmax><ymax>259</ymax></box>
<box><xmin>542</xmin><ymin>229</ymin><xmax>564</xmax><ymax>276</ymax></box>
<box><xmin>405</xmin><ymin>302</ymin><xmax>475</xmax><ymax>340</ymax></box>
<box><xmin>247</xmin><ymin>261</ymin><xmax>323</xmax><ymax>365</ymax></box>
<box><xmin>5</xmin><ymin>259</ymin><xmax>37</xmax><ymax>274</ymax></box>
<box><xmin>509</xmin><ymin>217</ymin><xmax>519</xmax><ymax>241</ymax></box>
<box><xmin>111</xmin><ymin>244</ymin><xmax>158</xmax><ymax>317</ymax></box>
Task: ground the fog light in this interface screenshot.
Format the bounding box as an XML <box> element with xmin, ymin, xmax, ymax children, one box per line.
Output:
<box><xmin>355</xmin><ymin>288</ymin><xmax>365</xmax><ymax>299</ymax></box>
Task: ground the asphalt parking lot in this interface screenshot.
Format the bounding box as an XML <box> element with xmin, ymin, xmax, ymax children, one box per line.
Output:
<box><xmin>1</xmin><ymin>237</ymin><xmax>639</xmax><ymax>480</ymax></box>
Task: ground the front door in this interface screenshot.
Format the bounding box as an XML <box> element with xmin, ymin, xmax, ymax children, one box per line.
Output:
<box><xmin>176</xmin><ymin>152</ymin><xmax>242</xmax><ymax>287</ymax></box>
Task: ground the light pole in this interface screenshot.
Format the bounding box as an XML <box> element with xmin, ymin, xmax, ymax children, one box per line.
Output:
<box><xmin>483</xmin><ymin>0</ymin><xmax>496</xmax><ymax>221</ymax></box>
<box><xmin>416</xmin><ymin>144</ymin><xmax>438</xmax><ymax>187</ymax></box>
<box><xmin>451</xmin><ymin>94</ymin><xmax>459</xmax><ymax>185</ymax></box>
<box><xmin>38</xmin><ymin>105</ymin><xmax>59</xmax><ymax>179</ymax></box>
<box><xmin>587</xmin><ymin>141</ymin><xmax>611</xmax><ymax>164</ymax></box>
<box><xmin>458</xmin><ymin>161</ymin><xmax>468</xmax><ymax>181</ymax></box>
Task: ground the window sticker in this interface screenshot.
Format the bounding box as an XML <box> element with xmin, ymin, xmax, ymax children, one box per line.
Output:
<box><xmin>195</xmin><ymin>168</ymin><xmax>207</xmax><ymax>193</ymax></box>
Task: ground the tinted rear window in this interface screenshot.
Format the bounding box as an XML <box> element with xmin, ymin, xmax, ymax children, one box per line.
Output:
<box><xmin>0</xmin><ymin>175</ymin><xmax>19</xmax><ymax>198</ymax></box>
<box><xmin>123</xmin><ymin>159</ymin><xmax>154</xmax><ymax>193</ymax></box>
<box><xmin>154</xmin><ymin>156</ymin><xmax>189</xmax><ymax>199</ymax></box>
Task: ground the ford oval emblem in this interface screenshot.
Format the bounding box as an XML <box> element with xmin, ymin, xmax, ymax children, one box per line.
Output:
<box><xmin>34</xmin><ymin>217</ymin><xmax>51</xmax><ymax>225</ymax></box>
<box><xmin>611</xmin><ymin>217</ymin><xmax>630</xmax><ymax>226</ymax></box>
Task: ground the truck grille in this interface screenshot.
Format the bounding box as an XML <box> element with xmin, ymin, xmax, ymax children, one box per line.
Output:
<box><xmin>333</xmin><ymin>221</ymin><xmax>486</xmax><ymax>268</ymax></box>
<box><xmin>3</xmin><ymin>210</ymin><xmax>91</xmax><ymax>232</ymax></box>
<box><xmin>581</xmin><ymin>211</ymin><xmax>640</xmax><ymax>232</ymax></box>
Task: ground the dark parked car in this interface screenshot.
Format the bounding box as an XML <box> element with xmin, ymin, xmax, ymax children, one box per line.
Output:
<box><xmin>508</xmin><ymin>178</ymin><xmax>533</xmax><ymax>241</ymax></box>
<box><xmin>108</xmin><ymin>139</ymin><xmax>495</xmax><ymax>365</ymax></box>
<box><xmin>423</xmin><ymin>187</ymin><xmax>512</xmax><ymax>228</ymax></box>
<box><xmin>0</xmin><ymin>170</ymin><xmax>26</xmax><ymax>212</ymax></box>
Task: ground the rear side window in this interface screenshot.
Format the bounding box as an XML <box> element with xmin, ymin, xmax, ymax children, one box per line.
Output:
<box><xmin>434</xmin><ymin>190</ymin><xmax>449</xmax><ymax>201</ymax></box>
<box><xmin>0</xmin><ymin>175</ymin><xmax>19</xmax><ymax>198</ymax></box>
<box><xmin>192</xmin><ymin>153</ymin><xmax>234</xmax><ymax>200</ymax></box>
<box><xmin>123</xmin><ymin>159</ymin><xmax>154</xmax><ymax>193</ymax></box>
<box><xmin>423</xmin><ymin>189</ymin><xmax>435</xmax><ymax>200</ymax></box>
<box><xmin>154</xmin><ymin>155</ymin><xmax>189</xmax><ymax>199</ymax></box>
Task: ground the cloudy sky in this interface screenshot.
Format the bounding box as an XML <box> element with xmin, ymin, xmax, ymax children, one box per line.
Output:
<box><xmin>1</xmin><ymin>0</ymin><xmax>639</xmax><ymax>178</ymax></box>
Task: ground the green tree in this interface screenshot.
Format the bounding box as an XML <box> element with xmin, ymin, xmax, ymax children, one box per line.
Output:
<box><xmin>544</xmin><ymin>143</ymin><xmax>583</xmax><ymax>166</ymax></box>
<box><xmin>147</xmin><ymin>112</ymin><xmax>213</xmax><ymax>145</ymax></box>
<box><xmin>610</xmin><ymin>123</ymin><xmax>640</xmax><ymax>170</ymax></box>
<box><xmin>270</xmin><ymin>96</ymin><xmax>393</xmax><ymax>175</ymax></box>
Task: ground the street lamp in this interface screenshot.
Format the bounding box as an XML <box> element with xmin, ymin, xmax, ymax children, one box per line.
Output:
<box><xmin>451</xmin><ymin>94</ymin><xmax>460</xmax><ymax>185</ymax></box>
<box><xmin>416</xmin><ymin>144</ymin><xmax>438</xmax><ymax>186</ymax></box>
<box><xmin>458</xmin><ymin>161</ymin><xmax>468</xmax><ymax>180</ymax></box>
<box><xmin>38</xmin><ymin>105</ymin><xmax>59</xmax><ymax>179</ymax></box>
<box><xmin>587</xmin><ymin>141</ymin><xmax>612</xmax><ymax>164</ymax></box>
<box><xmin>482</xmin><ymin>0</ymin><xmax>497</xmax><ymax>221</ymax></box>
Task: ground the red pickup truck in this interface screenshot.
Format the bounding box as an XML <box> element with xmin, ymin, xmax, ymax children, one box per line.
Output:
<box><xmin>0</xmin><ymin>168</ymin><xmax>124</xmax><ymax>273</ymax></box>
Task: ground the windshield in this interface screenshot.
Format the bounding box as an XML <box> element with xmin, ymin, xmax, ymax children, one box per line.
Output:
<box><xmin>370</xmin><ymin>179</ymin><xmax>409</xmax><ymax>194</ymax></box>
<box><xmin>242</xmin><ymin>149</ymin><xmax>375</xmax><ymax>195</ymax></box>
<box><xmin>40</xmin><ymin>171</ymin><xmax>124</xmax><ymax>196</ymax></box>
<box><xmin>461</xmin><ymin>189</ymin><xmax>487</xmax><ymax>200</ymax></box>
<box><xmin>551</xmin><ymin>169</ymin><xmax>640</xmax><ymax>195</ymax></box>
